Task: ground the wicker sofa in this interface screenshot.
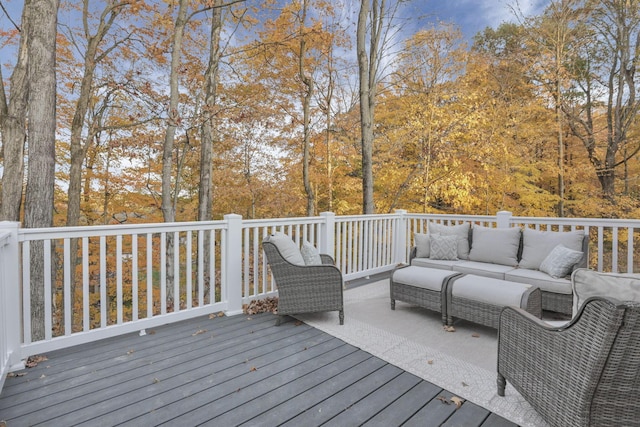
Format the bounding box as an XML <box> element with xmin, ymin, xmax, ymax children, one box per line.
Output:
<box><xmin>410</xmin><ymin>222</ymin><xmax>588</xmax><ymax>315</ymax></box>
<box><xmin>497</xmin><ymin>269</ymin><xmax>640</xmax><ymax>426</ymax></box>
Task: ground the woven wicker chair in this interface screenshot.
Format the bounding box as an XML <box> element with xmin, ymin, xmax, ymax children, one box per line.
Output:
<box><xmin>497</xmin><ymin>296</ymin><xmax>640</xmax><ymax>427</ymax></box>
<box><xmin>263</xmin><ymin>238</ymin><xmax>344</xmax><ymax>326</ymax></box>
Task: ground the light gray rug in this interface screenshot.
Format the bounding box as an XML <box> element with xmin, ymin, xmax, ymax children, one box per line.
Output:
<box><xmin>296</xmin><ymin>279</ymin><xmax>548</xmax><ymax>427</ymax></box>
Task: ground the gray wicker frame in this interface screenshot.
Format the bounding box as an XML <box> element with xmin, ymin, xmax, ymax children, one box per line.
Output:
<box><xmin>446</xmin><ymin>278</ymin><xmax>542</xmax><ymax>328</ymax></box>
<box><xmin>263</xmin><ymin>238</ymin><xmax>344</xmax><ymax>326</ymax></box>
<box><xmin>390</xmin><ymin>266</ymin><xmax>462</xmax><ymax>324</ymax></box>
<box><xmin>497</xmin><ymin>297</ymin><xmax>640</xmax><ymax>427</ymax></box>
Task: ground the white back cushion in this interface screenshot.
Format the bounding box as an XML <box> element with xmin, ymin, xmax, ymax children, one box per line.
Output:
<box><xmin>269</xmin><ymin>232</ymin><xmax>305</xmax><ymax>265</ymax></box>
<box><xmin>519</xmin><ymin>228</ymin><xmax>584</xmax><ymax>270</ymax></box>
<box><xmin>468</xmin><ymin>225</ymin><xmax>521</xmax><ymax>266</ymax></box>
<box><xmin>572</xmin><ymin>268</ymin><xmax>640</xmax><ymax>317</ymax></box>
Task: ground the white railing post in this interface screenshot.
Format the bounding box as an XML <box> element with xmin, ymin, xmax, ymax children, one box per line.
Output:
<box><xmin>224</xmin><ymin>214</ymin><xmax>244</xmax><ymax>316</ymax></box>
<box><xmin>496</xmin><ymin>211</ymin><xmax>513</xmax><ymax>228</ymax></box>
<box><xmin>0</xmin><ymin>222</ymin><xmax>24</xmax><ymax>390</ymax></box>
<box><xmin>319</xmin><ymin>212</ymin><xmax>335</xmax><ymax>258</ymax></box>
<box><xmin>394</xmin><ymin>210</ymin><xmax>408</xmax><ymax>265</ymax></box>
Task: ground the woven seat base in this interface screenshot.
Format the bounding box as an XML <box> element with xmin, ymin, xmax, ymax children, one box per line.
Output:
<box><xmin>447</xmin><ymin>275</ymin><xmax>542</xmax><ymax>328</ymax></box>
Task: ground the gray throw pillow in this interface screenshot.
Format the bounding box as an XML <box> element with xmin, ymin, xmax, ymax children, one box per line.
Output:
<box><xmin>414</xmin><ymin>233</ymin><xmax>431</xmax><ymax>258</ymax></box>
<box><xmin>301</xmin><ymin>240</ymin><xmax>323</xmax><ymax>265</ymax></box>
<box><xmin>539</xmin><ymin>244</ymin><xmax>584</xmax><ymax>278</ymax></box>
<box><xmin>429</xmin><ymin>234</ymin><xmax>459</xmax><ymax>260</ymax></box>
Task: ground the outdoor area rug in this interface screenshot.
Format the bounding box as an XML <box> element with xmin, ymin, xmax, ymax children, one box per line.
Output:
<box><xmin>296</xmin><ymin>278</ymin><xmax>548</xmax><ymax>427</ymax></box>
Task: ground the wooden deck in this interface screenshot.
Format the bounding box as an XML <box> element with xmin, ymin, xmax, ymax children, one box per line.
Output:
<box><xmin>0</xmin><ymin>312</ymin><xmax>517</xmax><ymax>426</ymax></box>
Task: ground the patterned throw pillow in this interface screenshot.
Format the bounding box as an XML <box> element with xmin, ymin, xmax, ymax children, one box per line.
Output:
<box><xmin>539</xmin><ymin>244</ymin><xmax>584</xmax><ymax>278</ymax></box>
<box><xmin>429</xmin><ymin>234</ymin><xmax>459</xmax><ymax>260</ymax></box>
<box><xmin>301</xmin><ymin>240</ymin><xmax>323</xmax><ymax>265</ymax></box>
<box><xmin>428</xmin><ymin>222</ymin><xmax>470</xmax><ymax>259</ymax></box>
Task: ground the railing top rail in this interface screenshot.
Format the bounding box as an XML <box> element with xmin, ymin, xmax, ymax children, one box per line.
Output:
<box><xmin>404</xmin><ymin>213</ymin><xmax>497</xmax><ymax>222</ymax></box>
<box><xmin>511</xmin><ymin>216</ymin><xmax>640</xmax><ymax>227</ymax></box>
<box><xmin>242</xmin><ymin>216</ymin><xmax>326</xmax><ymax>227</ymax></box>
<box><xmin>18</xmin><ymin>219</ymin><xmax>229</xmax><ymax>241</ymax></box>
<box><xmin>335</xmin><ymin>213</ymin><xmax>402</xmax><ymax>221</ymax></box>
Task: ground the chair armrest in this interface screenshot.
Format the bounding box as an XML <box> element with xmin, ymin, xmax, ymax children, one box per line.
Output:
<box><xmin>320</xmin><ymin>253</ymin><xmax>335</xmax><ymax>265</ymax></box>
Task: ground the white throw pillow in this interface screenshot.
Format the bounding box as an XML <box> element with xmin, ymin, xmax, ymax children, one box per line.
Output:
<box><xmin>519</xmin><ymin>228</ymin><xmax>584</xmax><ymax>270</ymax></box>
<box><xmin>414</xmin><ymin>233</ymin><xmax>431</xmax><ymax>258</ymax></box>
<box><xmin>429</xmin><ymin>234</ymin><xmax>459</xmax><ymax>260</ymax></box>
<box><xmin>268</xmin><ymin>232</ymin><xmax>305</xmax><ymax>266</ymax></box>
<box><xmin>572</xmin><ymin>268</ymin><xmax>640</xmax><ymax>317</ymax></box>
<box><xmin>301</xmin><ymin>240</ymin><xmax>323</xmax><ymax>265</ymax></box>
<box><xmin>539</xmin><ymin>244</ymin><xmax>584</xmax><ymax>278</ymax></box>
<box><xmin>428</xmin><ymin>222</ymin><xmax>470</xmax><ymax>259</ymax></box>
<box><xmin>468</xmin><ymin>225</ymin><xmax>521</xmax><ymax>266</ymax></box>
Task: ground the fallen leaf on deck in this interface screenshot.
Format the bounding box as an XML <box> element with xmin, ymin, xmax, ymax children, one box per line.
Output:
<box><xmin>8</xmin><ymin>372</ymin><xmax>26</xmax><ymax>377</ymax></box>
<box><xmin>443</xmin><ymin>325</ymin><xmax>456</xmax><ymax>332</ymax></box>
<box><xmin>153</xmin><ymin>377</ymin><xmax>160</xmax><ymax>383</ymax></box>
<box><xmin>295</xmin><ymin>321</ymin><xmax>303</xmax><ymax>326</ymax></box>
<box><xmin>218</xmin><ymin>312</ymin><xmax>224</xmax><ymax>317</ymax></box>
<box><xmin>451</xmin><ymin>396</ymin><xmax>465</xmax><ymax>408</ymax></box>
<box><xmin>148</xmin><ymin>330</ymin><xmax>156</xmax><ymax>335</ymax></box>
<box><xmin>462</xmin><ymin>381</ymin><xmax>468</xmax><ymax>387</ymax></box>
<box><xmin>26</xmin><ymin>355</ymin><xmax>48</xmax><ymax>368</ymax></box>
<box><xmin>127</xmin><ymin>349</ymin><xmax>135</xmax><ymax>355</ymax></box>
<box><xmin>250</xmin><ymin>366</ymin><xmax>257</xmax><ymax>372</ymax></box>
<box><xmin>427</xmin><ymin>360</ymin><xmax>434</xmax><ymax>365</ymax></box>
<box><xmin>192</xmin><ymin>329</ymin><xmax>207</xmax><ymax>336</ymax></box>
<box><xmin>471</xmin><ymin>333</ymin><xmax>480</xmax><ymax>338</ymax></box>
<box><xmin>39</xmin><ymin>374</ymin><xmax>46</xmax><ymax>379</ymax></box>
<box><xmin>436</xmin><ymin>396</ymin><xmax>450</xmax><ymax>404</ymax></box>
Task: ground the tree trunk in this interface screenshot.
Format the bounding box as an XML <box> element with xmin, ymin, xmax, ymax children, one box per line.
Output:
<box><xmin>23</xmin><ymin>0</ymin><xmax>59</xmax><ymax>341</ymax></box>
<box><xmin>0</xmin><ymin>1</ymin><xmax>30</xmax><ymax>222</ymax></box>
<box><xmin>198</xmin><ymin>0</ymin><xmax>223</xmax><ymax>302</ymax></box>
<box><xmin>162</xmin><ymin>0</ymin><xmax>189</xmax><ymax>305</ymax></box>
<box><xmin>299</xmin><ymin>0</ymin><xmax>315</xmax><ymax>217</ymax></box>
<box><xmin>357</xmin><ymin>0</ymin><xmax>374</xmax><ymax>214</ymax></box>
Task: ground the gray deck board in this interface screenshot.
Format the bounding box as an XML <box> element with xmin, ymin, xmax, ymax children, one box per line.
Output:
<box><xmin>0</xmin><ymin>312</ymin><xmax>519</xmax><ymax>426</ymax></box>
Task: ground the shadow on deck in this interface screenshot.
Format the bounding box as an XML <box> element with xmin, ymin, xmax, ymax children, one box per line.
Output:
<box><xmin>0</xmin><ymin>312</ymin><xmax>517</xmax><ymax>426</ymax></box>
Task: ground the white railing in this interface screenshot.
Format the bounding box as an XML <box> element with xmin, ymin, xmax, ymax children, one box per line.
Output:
<box><xmin>0</xmin><ymin>222</ymin><xmax>20</xmax><ymax>392</ymax></box>
<box><xmin>1</xmin><ymin>211</ymin><xmax>639</xmax><ymax>393</ymax></box>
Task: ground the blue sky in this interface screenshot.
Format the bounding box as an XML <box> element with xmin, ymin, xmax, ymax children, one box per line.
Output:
<box><xmin>408</xmin><ymin>0</ymin><xmax>550</xmax><ymax>40</ymax></box>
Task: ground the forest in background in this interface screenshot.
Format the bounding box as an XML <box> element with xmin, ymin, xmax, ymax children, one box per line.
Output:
<box><xmin>1</xmin><ymin>0</ymin><xmax>640</xmax><ymax>229</ymax></box>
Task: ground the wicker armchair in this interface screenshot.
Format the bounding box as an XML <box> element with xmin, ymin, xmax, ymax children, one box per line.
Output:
<box><xmin>263</xmin><ymin>237</ymin><xmax>344</xmax><ymax>326</ymax></box>
<box><xmin>497</xmin><ymin>297</ymin><xmax>640</xmax><ymax>427</ymax></box>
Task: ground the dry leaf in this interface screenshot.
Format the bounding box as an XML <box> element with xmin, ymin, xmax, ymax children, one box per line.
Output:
<box><xmin>427</xmin><ymin>360</ymin><xmax>434</xmax><ymax>365</ymax></box>
<box><xmin>8</xmin><ymin>372</ymin><xmax>26</xmax><ymax>377</ymax></box>
<box><xmin>294</xmin><ymin>321</ymin><xmax>303</xmax><ymax>326</ymax></box>
<box><xmin>443</xmin><ymin>325</ymin><xmax>456</xmax><ymax>333</ymax></box>
<box><xmin>250</xmin><ymin>367</ymin><xmax>257</xmax><ymax>372</ymax></box>
<box><xmin>127</xmin><ymin>349</ymin><xmax>135</xmax><ymax>355</ymax></box>
<box><xmin>451</xmin><ymin>396</ymin><xmax>465</xmax><ymax>408</ymax></box>
<box><xmin>192</xmin><ymin>329</ymin><xmax>207</xmax><ymax>336</ymax></box>
<box><xmin>218</xmin><ymin>312</ymin><xmax>224</xmax><ymax>317</ymax></box>
<box><xmin>148</xmin><ymin>330</ymin><xmax>156</xmax><ymax>335</ymax></box>
<box><xmin>471</xmin><ymin>333</ymin><xmax>480</xmax><ymax>338</ymax></box>
<box><xmin>208</xmin><ymin>313</ymin><xmax>216</xmax><ymax>319</ymax></box>
<box><xmin>153</xmin><ymin>377</ymin><xmax>160</xmax><ymax>383</ymax></box>
<box><xmin>462</xmin><ymin>381</ymin><xmax>468</xmax><ymax>387</ymax></box>
<box><xmin>39</xmin><ymin>374</ymin><xmax>46</xmax><ymax>379</ymax></box>
<box><xmin>436</xmin><ymin>396</ymin><xmax>449</xmax><ymax>404</ymax></box>
<box><xmin>26</xmin><ymin>355</ymin><xmax>48</xmax><ymax>368</ymax></box>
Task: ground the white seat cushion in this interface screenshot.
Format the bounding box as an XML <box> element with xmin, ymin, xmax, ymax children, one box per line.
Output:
<box><xmin>451</xmin><ymin>275</ymin><xmax>532</xmax><ymax>307</ymax></box>
<box><xmin>453</xmin><ymin>261</ymin><xmax>514</xmax><ymax>280</ymax></box>
<box><xmin>411</xmin><ymin>258</ymin><xmax>463</xmax><ymax>270</ymax></box>
<box><xmin>393</xmin><ymin>266</ymin><xmax>459</xmax><ymax>292</ymax></box>
<box><xmin>505</xmin><ymin>268</ymin><xmax>572</xmax><ymax>294</ymax></box>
